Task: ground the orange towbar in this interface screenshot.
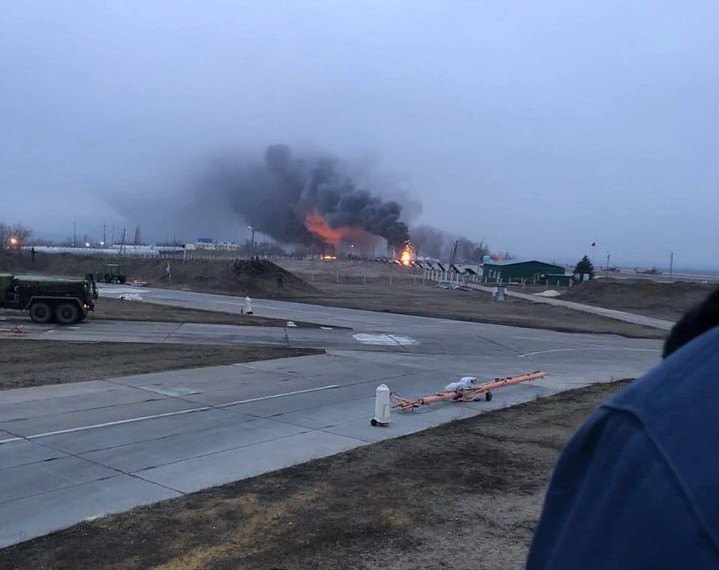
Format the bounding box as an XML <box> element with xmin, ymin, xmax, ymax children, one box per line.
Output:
<box><xmin>390</xmin><ymin>371</ymin><xmax>547</xmax><ymax>411</ymax></box>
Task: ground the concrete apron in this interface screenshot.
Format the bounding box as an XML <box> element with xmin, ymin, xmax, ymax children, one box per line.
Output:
<box><xmin>0</xmin><ymin>330</ymin><xmax>661</xmax><ymax>549</ymax></box>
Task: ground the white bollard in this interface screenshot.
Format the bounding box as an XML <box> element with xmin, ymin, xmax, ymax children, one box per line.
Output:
<box><xmin>244</xmin><ymin>296</ymin><xmax>253</xmax><ymax>315</ymax></box>
<box><xmin>371</xmin><ymin>384</ymin><xmax>391</xmax><ymax>427</ymax></box>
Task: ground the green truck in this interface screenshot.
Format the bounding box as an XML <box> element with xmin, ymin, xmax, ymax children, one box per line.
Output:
<box><xmin>0</xmin><ymin>274</ymin><xmax>98</xmax><ymax>324</ymax></box>
<box><xmin>97</xmin><ymin>263</ymin><xmax>127</xmax><ymax>284</ymax></box>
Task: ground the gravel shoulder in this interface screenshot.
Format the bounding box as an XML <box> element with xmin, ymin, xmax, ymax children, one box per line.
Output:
<box><xmin>306</xmin><ymin>282</ymin><xmax>665</xmax><ymax>339</ymax></box>
<box><xmin>0</xmin><ymin>340</ymin><xmax>322</xmax><ymax>390</ymax></box>
<box><xmin>0</xmin><ymin>379</ymin><xmax>631</xmax><ymax>569</ymax></box>
<box><xmin>557</xmin><ymin>278</ymin><xmax>714</xmax><ymax>321</ymax></box>
<box><xmin>94</xmin><ymin>297</ymin><xmax>320</xmax><ymax>327</ymax></box>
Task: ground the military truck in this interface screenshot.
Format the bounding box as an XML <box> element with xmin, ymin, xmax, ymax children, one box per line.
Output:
<box><xmin>0</xmin><ymin>274</ymin><xmax>98</xmax><ymax>324</ymax></box>
<box><xmin>97</xmin><ymin>263</ymin><xmax>127</xmax><ymax>284</ymax></box>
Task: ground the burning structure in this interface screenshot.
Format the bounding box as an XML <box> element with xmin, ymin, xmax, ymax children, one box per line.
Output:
<box><xmin>398</xmin><ymin>243</ymin><xmax>415</xmax><ymax>266</ymax></box>
<box><xmin>208</xmin><ymin>145</ymin><xmax>411</xmax><ymax>257</ymax></box>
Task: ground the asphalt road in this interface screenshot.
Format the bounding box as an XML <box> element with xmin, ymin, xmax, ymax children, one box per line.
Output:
<box><xmin>0</xmin><ymin>286</ymin><xmax>663</xmax><ymax>548</ymax></box>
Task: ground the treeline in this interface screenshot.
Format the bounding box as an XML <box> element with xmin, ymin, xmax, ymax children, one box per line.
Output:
<box><xmin>410</xmin><ymin>225</ymin><xmax>490</xmax><ymax>262</ymax></box>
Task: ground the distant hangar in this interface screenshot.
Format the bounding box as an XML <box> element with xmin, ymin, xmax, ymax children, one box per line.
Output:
<box><xmin>482</xmin><ymin>259</ymin><xmax>569</xmax><ymax>285</ymax></box>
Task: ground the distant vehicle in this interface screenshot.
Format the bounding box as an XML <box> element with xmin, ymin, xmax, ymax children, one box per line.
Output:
<box><xmin>602</xmin><ymin>265</ymin><xmax>620</xmax><ymax>272</ymax></box>
<box><xmin>0</xmin><ymin>273</ymin><xmax>97</xmax><ymax>324</ymax></box>
<box><xmin>98</xmin><ymin>263</ymin><xmax>127</xmax><ymax>284</ymax></box>
<box><xmin>637</xmin><ymin>267</ymin><xmax>663</xmax><ymax>275</ymax></box>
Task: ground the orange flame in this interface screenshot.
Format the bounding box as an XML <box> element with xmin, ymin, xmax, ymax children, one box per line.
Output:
<box><xmin>305</xmin><ymin>213</ymin><xmax>345</xmax><ymax>246</ymax></box>
<box><xmin>398</xmin><ymin>244</ymin><xmax>414</xmax><ymax>266</ymax></box>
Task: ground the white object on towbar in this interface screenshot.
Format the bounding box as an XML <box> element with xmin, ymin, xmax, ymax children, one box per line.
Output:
<box><xmin>371</xmin><ymin>384</ymin><xmax>391</xmax><ymax>427</ymax></box>
<box><xmin>445</xmin><ymin>376</ymin><xmax>478</xmax><ymax>392</ymax></box>
<box><xmin>119</xmin><ymin>293</ymin><xmax>143</xmax><ymax>301</ymax></box>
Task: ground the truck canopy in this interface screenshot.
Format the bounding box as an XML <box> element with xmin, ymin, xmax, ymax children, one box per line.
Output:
<box><xmin>14</xmin><ymin>275</ymin><xmax>88</xmax><ymax>284</ymax></box>
<box><xmin>0</xmin><ymin>274</ymin><xmax>13</xmax><ymax>292</ymax></box>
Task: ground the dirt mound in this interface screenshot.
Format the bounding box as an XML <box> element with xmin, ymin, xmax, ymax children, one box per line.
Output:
<box><xmin>186</xmin><ymin>259</ymin><xmax>316</xmax><ymax>297</ymax></box>
<box><xmin>0</xmin><ymin>251</ymin><xmax>315</xmax><ymax>299</ymax></box>
<box><xmin>560</xmin><ymin>278</ymin><xmax>715</xmax><ymax>320</ymax></box>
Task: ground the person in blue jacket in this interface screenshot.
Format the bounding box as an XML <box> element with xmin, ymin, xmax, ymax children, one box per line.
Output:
<box><xmin>527</xmin><ymin>286</ymin><xmax>719</xmax><ymax>568</ymax></box>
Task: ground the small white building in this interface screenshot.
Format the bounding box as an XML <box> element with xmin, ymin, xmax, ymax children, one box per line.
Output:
<box><xmin>216</xmin><ymin>241</ymin><xmax>242</xmax><ymax>251</ymax></box>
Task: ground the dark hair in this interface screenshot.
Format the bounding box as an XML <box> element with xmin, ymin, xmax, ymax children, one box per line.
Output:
<box><xmin>663</xmin><ymin>286</ymin><xmax>719</xmax><ymax>358</ymax></box>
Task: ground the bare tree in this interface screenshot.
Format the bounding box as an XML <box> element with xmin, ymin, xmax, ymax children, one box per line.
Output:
<box><xmin>0</xmin><ymin>222</ymin><xmax>33</xmax><ymax>248</ymax></box>
<box><xmin>411</xmin><ymin>225</ymin><xmax>448</xmax><ymax>259</ymax></box>
<box><xmin>412</xmin><ymin>225</ymin><xmax>489</xmax><ymax>262</ymax></box>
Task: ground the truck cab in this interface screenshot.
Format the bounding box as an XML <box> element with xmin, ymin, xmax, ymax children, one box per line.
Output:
<box><xmin>99</xmin><ymin>264</ymin><xmax>126</xmax><ymax>284</ymax></box>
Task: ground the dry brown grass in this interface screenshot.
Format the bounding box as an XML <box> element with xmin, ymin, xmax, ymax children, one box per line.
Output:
<box><xmin>0</xmin><ymin>340</ymin><xmax>322</xmax><ymax>390</ymax></box>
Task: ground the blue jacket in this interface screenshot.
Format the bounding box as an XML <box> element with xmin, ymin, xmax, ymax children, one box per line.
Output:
<box><xmin>527</xmin><ymin>326</ymin><xmax>719</xmax><ymax>568</ymax></box>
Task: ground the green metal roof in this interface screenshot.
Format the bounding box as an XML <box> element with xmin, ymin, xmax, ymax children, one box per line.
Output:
<box><xmin>483</xmin><ymin>259</ymin><xmax>562</xmax><ymax>267</ymax></box>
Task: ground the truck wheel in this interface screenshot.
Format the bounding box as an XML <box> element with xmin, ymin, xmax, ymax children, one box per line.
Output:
<box><xmin>30</xmin><ymin>302</ymin><xmax>53</xmax><ymax>324</ymax></box>
<box><xmin>55</xmin><ymin>303</ymin><xmax>80</xmax><ymax>325</ymax></box>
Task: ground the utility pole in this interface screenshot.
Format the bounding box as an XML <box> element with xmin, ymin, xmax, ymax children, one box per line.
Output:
<box><xmin>248</xmin><ymin>226</ymin><xmax>255</xmax><ymax>256</ymax></box>
<box><xmin>120</xmin><ymin>227</ymin><xmax>127</xmax><ymax>255</ymax></box>
<box><xmin>102</xmin><ymin>225</ymin><xmax>107</xmax><ymax>247</ymax></box>
<box><xmin>449</xmin><ymin>239</ymin><xmax>459</xmax><ymax>266</ymax></box>
<box><xmin>73</xmin><ymin>221</ymin><xmax>77</xmax><ymax>248</ymax></box>
<box><xmin>669</xmin><ymin>251</ymin><xmax>674</xmax><ymax>282</ymax></box>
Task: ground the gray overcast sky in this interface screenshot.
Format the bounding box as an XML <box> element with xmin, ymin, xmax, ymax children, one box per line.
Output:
<box><xmin>1</xmin><ymin>1</ymin><xmax>717</xmax><ymax>267</ymax></box>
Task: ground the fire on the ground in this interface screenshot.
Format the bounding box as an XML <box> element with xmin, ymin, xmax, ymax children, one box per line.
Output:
<box><xmin>398</xmin><ymin>243</ymin><xmax>415</xmax><ymax>267</ymax></box>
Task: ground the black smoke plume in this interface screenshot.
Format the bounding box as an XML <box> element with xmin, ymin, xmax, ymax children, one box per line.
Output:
<box><xmin>205</xmin><ymin>145</ymin><xmax>410</xmax><ymax>247</ymax></box>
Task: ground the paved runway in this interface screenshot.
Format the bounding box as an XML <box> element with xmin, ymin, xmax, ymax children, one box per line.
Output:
<box><xmin>0</xmin><ymin>287</ymin><xmax>664</xmax><ymax>548</ymax></box>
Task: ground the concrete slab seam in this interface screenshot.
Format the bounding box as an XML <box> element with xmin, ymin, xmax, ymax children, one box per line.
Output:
<box><xmin>0</xmin><ymin>384</ymin><xmax>342</xmax><ymax>444</ymax></box>
<box><xmin>0</xmin><ymin>429</ymin><xmax>186</xmax><ymax>502</ymax></box>
<box><xmin>518</xmin><ymin>347</ymin><xmax>662</xmax><ymax>358</ymax></box>
<box><xmin>130</xmin><ymin>427</ymin><xmax>350</xmax><ymax>475</ymax></box>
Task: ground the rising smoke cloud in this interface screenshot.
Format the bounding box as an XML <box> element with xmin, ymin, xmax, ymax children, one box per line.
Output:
<box><xmin>204</xmin><ymin>144</ymin><xmax>410</xmax><ymax>248</ymax></box>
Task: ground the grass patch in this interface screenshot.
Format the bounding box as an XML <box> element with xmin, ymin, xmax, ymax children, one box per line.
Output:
<box><xmin>0</xmin><ymin>339</ymin><xmax>323</xmax><ymax>390</ymax></box>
